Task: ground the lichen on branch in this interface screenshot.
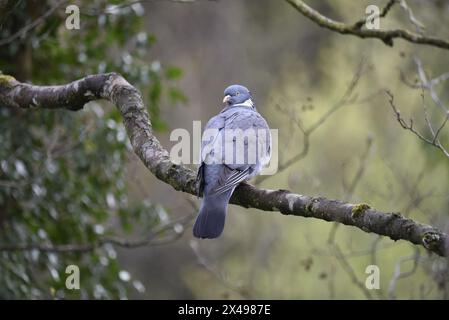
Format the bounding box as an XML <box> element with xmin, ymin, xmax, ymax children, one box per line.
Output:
<box><xmin>0</xmin><ymin>73</ymin><xmax>448</xmax><ymax>256</ymax></box>
<box><xmin>285</xmin><ymin>0</ymin><xmax>449</xmax><ymax>50</ymax></box>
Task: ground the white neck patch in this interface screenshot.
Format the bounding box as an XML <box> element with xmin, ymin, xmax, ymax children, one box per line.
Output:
<box><xmin>233</xmin><ymin>99</ymin><xmax>254</xmax><ymax>108</ymax></box>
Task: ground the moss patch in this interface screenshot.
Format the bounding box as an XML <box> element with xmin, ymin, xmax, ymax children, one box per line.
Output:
<box><xmin>390</xmin><ymin>212</ymin><xmax>402</xmax><ymax>219</ymax></box>
<box><xmin>422</xmin><ymin>231</ymin><xmax>441</xmax><ymax>250</ymax></box>
<box><xmin>0</xmin><ymin>75</ymin><xmax>16</xmax><ymax>87</ymax></box>
<box><xmin>351</xmin><ymin>203</ymin><xmax>371</xmax><ymax>218</ymax></box>
<box><xmin>306</xmin><ymin>197</ymin><xmax>320</xmax><ymax>214</ymax></box>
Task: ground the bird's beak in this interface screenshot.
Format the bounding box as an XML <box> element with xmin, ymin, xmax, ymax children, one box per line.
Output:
<box><xmin>222</xmin><ymin>95</ymin><xmax>231</xmax><ymax>105</ymax></box>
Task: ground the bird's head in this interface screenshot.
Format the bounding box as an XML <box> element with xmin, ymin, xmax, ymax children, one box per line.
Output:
<box><xmin>222</xmin><ymin>84</ymin><xmax>254</xmax><ymax>108</ymax></box>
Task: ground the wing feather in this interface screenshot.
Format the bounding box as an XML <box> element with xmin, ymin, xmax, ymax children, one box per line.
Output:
<box><xmin>212</xmin><ymin>167</ymin><xmax>250</xmax><ymax>195</ymax></box>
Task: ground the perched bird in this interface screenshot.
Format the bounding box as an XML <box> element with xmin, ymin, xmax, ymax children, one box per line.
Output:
<box><xmin>193</xmin><ymin>85</ymin><xmax>272</xmax><ymax>239</ymax></box>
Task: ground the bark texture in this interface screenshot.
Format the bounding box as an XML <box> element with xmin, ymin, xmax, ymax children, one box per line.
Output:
<box><xmin>1</xmin><ymin>73</ymin><xmax>447</xmax><ymax>256</ymax></box>
<box><xmin>285</xmin><ymin>0</ymin><xmax>449</xmax><ymax>50</ymax></box>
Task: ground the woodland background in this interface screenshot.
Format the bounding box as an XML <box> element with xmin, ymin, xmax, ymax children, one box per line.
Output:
<box><xmin>0</xmin><ymin>0</ymin><xmax>448</xmax><ymax>299</ymax></box>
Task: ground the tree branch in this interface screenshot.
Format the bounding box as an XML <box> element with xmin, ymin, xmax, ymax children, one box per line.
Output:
<box><xmin>0</xmin><ymin>0</ymin><xmax>67</xmax><ymax>47</ymax></box>
<box><xmin>386</xmin><ymin>90</ymin><xmax>449</xmax><ymax>159</ymax></box>
<box><xmin>352</xmin><ymin>0</ymin><xmax>398</xmax><ymax>30</ymax></box>
<box><xmin>285</xmin><ymin>0</ymin><xmax>449</xmax><ymax>50</ymax></box>
<box><xmin>0</xmin><ymin>73</ymin><xmax>448</xmax><ymax>256</ymax></box>
<box><xmin>257</xmin><ymin>57</ymin><xmax>366</xmax><ymax>185</ymax></box>
<box><xmin>0</xmin><ymin>212</ymin><xmax>193</xmax><ymax>253</ymax></box>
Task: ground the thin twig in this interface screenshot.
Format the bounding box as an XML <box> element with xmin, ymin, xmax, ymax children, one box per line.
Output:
<box><xmin>190</xmin><ymin>240</ymin><xmax>251</xmax><ymax>298</ymax></box>
<box><xmin>0</xmin><ymin>0</ymin><xmax>67</xmax><ymax>47</ymax></box>
<box><xmin>353</xmin><ymin>0</ymin><xmax>398</xmax><ymax>30</ymax></box>
<box><xmin>332</xmin><ymin>242</ymin><xmax>373</xmax><ymax>299</ymax></box>
<box><xmin>0</xmin><ymin>213</ymin><xmax>194</xmax><ymax>253</ymax></box>
<box><xmin>386</xmin><ymin>90</ymin><xmax>449</xmax><ymax>158</ymax></box>
<box><xmin>388</xmin><ymin>248</ymin><xmax>420</xmax><ymax>299</ymax></box>
<box><xmin>398</xmin><ymin>0</ymin><xmax>425</xmax><ymax>34</ymax></box>
<box><xmin>285</xmin><ymin>0</ymin><xmax>449</xmax><ymax>49</ymax></box>
<box><xmin>256</xmin><ymin>58</ymin><xmax>366</xmax><ymax>185</ymax></box>
<box><xmin>1</xmin><ymin>73</ymin><xmax>448</xmax><ymax>256</ymax></box>
<box><xmin>84</xmin><ymin>0</ymin><xmax>216</xmax><ymax>16</ymax></box>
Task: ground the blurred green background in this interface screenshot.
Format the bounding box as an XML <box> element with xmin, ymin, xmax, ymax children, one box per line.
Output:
<box><xmin>0</xmin><ymin>0</ymin><xmax>448</xmax><ymax>299</ymax></box>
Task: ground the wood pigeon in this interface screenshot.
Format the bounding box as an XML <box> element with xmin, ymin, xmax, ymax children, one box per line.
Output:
<box><xmin>193</xmin><ymin>84</ymin><xmax>272</xmax><ymax>239</ymax></box>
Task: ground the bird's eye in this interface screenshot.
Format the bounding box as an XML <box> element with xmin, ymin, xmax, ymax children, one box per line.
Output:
<box><xmin>236</xmin><ymin>92</ymin><xmax>240</xmax><ymax>96</ymax></box>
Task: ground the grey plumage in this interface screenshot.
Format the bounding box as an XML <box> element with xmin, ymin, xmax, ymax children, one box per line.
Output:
<box><xmin>193</xmin><ymin>85</ymin><xmax>271</xmax><ymax>239</ymax></box>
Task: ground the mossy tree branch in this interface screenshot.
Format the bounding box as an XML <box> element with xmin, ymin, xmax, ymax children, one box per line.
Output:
<box><xmin>0</xmin><ymin>73</ymin><xmax>448</xmax><ymax>256</ymax></box>
<box><xmin>285</xmin><ymin>0</ymin><xmax>449</xmax><ymax>50</ymax></box>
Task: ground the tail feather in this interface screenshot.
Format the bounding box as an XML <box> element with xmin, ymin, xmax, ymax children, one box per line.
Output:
<box><xmin>193</xmin><ymin>190</ymin><xmax>233</xmax><ymax>239</ymax></box>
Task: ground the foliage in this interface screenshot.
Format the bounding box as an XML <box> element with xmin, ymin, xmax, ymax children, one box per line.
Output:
<box><xmin>0</xmin><ymin>0</ymin><xmax>182</xmax><ymax>299</ymax></box>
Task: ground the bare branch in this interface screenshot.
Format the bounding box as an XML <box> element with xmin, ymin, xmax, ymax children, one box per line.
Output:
<box><xmin>327</xmin><ymin>136</ymin><xmax>373</xmax><ymax>250</ymax></box>
<box><xmin>257</xmin><ymin>58</ymin><xmax>366</xmax><ymax>185</ymax></box>
<box><xmin>0</xmin><ymin>0</ymin><xmax>213</xmax><ymax>46</ymax></box>
<box><xmin>414</xmin><ymin>57</ymin><xmax>449</xmax><ymax>113</ymax></box>
<box><xmin>342</xmin><ymin>136</ymin><xmax>373</xmax><ymax>200</ymax></box>
<box><xmin>433</xmin><ymin>116</ymin><xmax>448</xmax><ymax>144</ymax></box>
<box><xmin>0</xmin><ymin>212</ymin><xmax>193</xmax><ymax>253</ymax></box>
<box><xmin>386</xmin><ymin>90</ymin><xmax>449</xmax><ymax>158</ymax></box>
<box><xmin>285</xmin><ymin>0</ymin><xmax>449</xmax><ymax>50</ymax></box>
<box><xmin>332</xmin><ymin>242</ymin><xmax>373</xmax><ymax>299</ymax></box>
<box><xmin>190</xmin><ymin>240</ymin><xmax>251</xmax><ymax>298</ymax></box>
<box><xmin>398</xmin><ymin>0</ymin><xmax>425</xmax><ymax>34</ymax></box>
<box><xmin>388</xmin><ymin>249</ymin><xmax>420</xmax><ymax>299</ymax></box>
<box><xmin>84</xmin><ymin>0</ymin><xmax>217</xmax><ymax>16</ymax></box>
<box><xmin>0</xmin><ymin>73</ymin><xmax>448</xmax><ymax>256</ymax></box>
<box><xmin>0</xmin><ymin>0</ymin><xmax>67</xmax><ymax>47</ymax></box>
<box><xmin>352</xmin><ymin>0</ymin><xmax>398</xmax><ymax>30</ymax></box>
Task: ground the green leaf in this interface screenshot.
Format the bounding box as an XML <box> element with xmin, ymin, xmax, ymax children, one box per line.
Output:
<box><xmin>165</xmin><ymin>66</ymin><xmax>183</xmax><ymax>80</ymax></box>
<box><xmin>168</xmin><ymin>88</ymin><xmax>188</xmax><ymax>104</ymax></box>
